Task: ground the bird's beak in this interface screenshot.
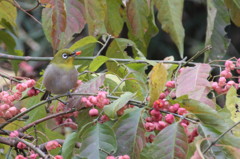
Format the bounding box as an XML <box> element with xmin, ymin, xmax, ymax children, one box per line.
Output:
<box><xmin>70</xmin><ymin>51</ymin><xmax>82</xmax><ymax>57</ymax></box>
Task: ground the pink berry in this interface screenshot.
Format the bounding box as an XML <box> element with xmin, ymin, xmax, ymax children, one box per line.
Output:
<box><xmin>156</xmin><ymin>121</ymin><xmax>168</xmax><ymax>131</ymax></box>
<box><xmin>0</xmin><ymin>104</ymin><xmax>10</xmax><ymax>111</ymax></box>
<box><xmin>218</xmin><ymin>77</ymin><xmax>226</xmax><ymax>87</ymax></box>
<box><xmin>16</xmin><ymin>83</ymin><xmax>28</xmax><ymax>92</ymax></box>
<box><xmin>225</xmin><ymin>60</ymin><xmax>235</xmax><ymax>70</ymax></box>
<box><xmin>17</xmin><ymin>142</ymin><xmax>27</xmax><ymax>149</ymax></box>
<box><xmin>150</xmin><ymin>109</ymin><xmax>160</xmax><ymax>117</ymax></box>
<box><xmin>106</xmin><ymin>156</ymin><xmax>116</xmax><ymax>159</ymax></box>
<box><xmin>29</xmin><ymin>153</ymin><xmax>38</xmax><ymax>159</ymax></box>
<box><xmin>15</xmin><ymin>155</ymin><xmax>27</xmax><ymax>159</ymax></box>
<box><xmin>4</xmin><ymin>111</ymin><xmax>13</xmax><ymax>118</ymax></box>
<box><xmin>144</xmin><ymin>122</ymin><xmax>155</xmax><ymax>132</ymax></box>
<box><xmin>45</xmin><ymin>141</ymin><xmax>60</xmax><ymax>151</ymax></box>
<box><xmin>8</xmin><ymin>107</ymin><xmax>18</xmax><ymax>116</ymax></box>
<box><xmin>159</xmin><ymin>93</ymin><xmax>166</xmax><ymax>99</ymax></box>
<box><xmin>165</xmin><ymin>81</ymin><xmax>175</xmax><ymax>88</ymax></box>
<box><xmin>20</xmin><ymin>107</ymin><xmax>27</xmax><ymax>113</ymax></box>
<box><xmin>10</xmin><ymin>130</ymin><xmax>19</xmax><ymax>138</ymax></box>
<box><xmin>89</xmin><ymin>108</ymin><xmax>99</xmax><ymax>117</ymax></box>
<box><xmin>54</xmin><ymin>155</ymin><xmax>63</xmax><ymax>159</ymax></box>
<box><xmin>165</xmin><ymin>114</ymin><xmax>175</xmax><ymax>124</ymax></box>
<box><xmin>122</xmin><ymin>155</ymin><xmax>130</xmax><ymax>159</ymax></box>
<box><xmin>211</xmin><ymin>82</ymin><xmax>218</xmax><ymax>89</ymax></box>
<box><xmin>26</xmin><ymin>79</ymin><xmax>36</xmax><ymax>88</ymax></box>
<box><xmin>177</xmin><ymin>108</ymin><xmax>187</xmax><ymax>115</ymax></box>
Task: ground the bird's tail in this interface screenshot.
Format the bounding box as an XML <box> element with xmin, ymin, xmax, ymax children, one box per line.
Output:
<box><xmin>40</xmin><ymin>90</ymin><xmax>51</xmax><ymax>101</ymax></box>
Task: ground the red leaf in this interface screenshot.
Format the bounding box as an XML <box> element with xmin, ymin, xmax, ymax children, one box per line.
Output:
<box><xmin>51</xmin><ymin>0</ymin><xmax>66</xmax><ymax>50</ymax></box>
<box><xmin>42</xmin><ymin>0</ymin><xmax>85</xmax><ymax>51</ymax></box>
<box><xmin>176</xmin><ymin>64</ymin><xmax>215</xmax><ymax>108</ymax></box>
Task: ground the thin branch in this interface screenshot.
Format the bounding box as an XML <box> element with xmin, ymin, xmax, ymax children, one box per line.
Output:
<box><xmin>0</xmin><ymin>53</ymin><xmax>234</xmax><ymax>68</ymax></box>
<box><xmin>0</xmin><ymin>130</ymin><xmax>34</xmax><ymax>140</ymax></box>
<box><xmin>18</xmin><ymin>107</ymin><xmax>85</xmax><ymax>132</ymax></box>
<box><xmin>96</xmin><ymin>34</ymin><xmax>112</xmax><ymax>56</ymax></box>
<box><xmin>12</xmin><ymin>0</ymin><xmax>42</xmax><ymax>25</ymax></box>
<box><xmin>0</xmin><ymin>93</ymin><xmax>72</xmax><ymax>129</ymax></box>
<box><xmin>25</xmin><ymin>0</ymin><xmax>41</xmax><ymax>12</ymax></box>
<box><xmin>203</xmin><ymin>120</ymin><xmax>240</xmax><ymax>154</ymax></box>
<box><xmin>15</xmin><ymin>137</ymin><xmax>48</xmax><ymax>158</ymax></box>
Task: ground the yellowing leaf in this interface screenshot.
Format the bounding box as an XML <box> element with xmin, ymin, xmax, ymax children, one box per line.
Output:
<box><xmin>225</xmin><ymin>0</ymin><xmax>240</xmax><ymax>27</ymax></box>
<box><xmin>226</xmin><ymin>87</ymin><xmax>240</xmax><ymax>136</ymax></box>
<box><xmin>148</xmin><ymin>63</ymin><xmax>168</xmax><ymax>106</ymax></box>
<box><xmin>0</xmin><ymin>0</ymin><xmax>17</xmax><ymax>29</ymax></box>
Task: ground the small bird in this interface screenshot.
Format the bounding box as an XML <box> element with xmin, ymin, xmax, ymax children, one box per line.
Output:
<box><xmin>41</xmin><ymin>49</ymin><xmax>81</xmax><ymax>100</ymax></box>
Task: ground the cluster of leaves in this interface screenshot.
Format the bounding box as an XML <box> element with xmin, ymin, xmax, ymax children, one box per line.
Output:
<box><xmin>0</xmin><ymin>0</ymin><xmax>240</xmax><ymax>159</ymax></box>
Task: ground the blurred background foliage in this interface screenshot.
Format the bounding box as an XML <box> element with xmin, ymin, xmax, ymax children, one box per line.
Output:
<box><xmin>0</xmin><ymin>0</ymin><xmax>239</xmax><ymax>76</ymax></box>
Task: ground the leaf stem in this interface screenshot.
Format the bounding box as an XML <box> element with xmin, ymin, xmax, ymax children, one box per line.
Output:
<box><xmin>203</xmin><ymin>120</ymin><xmax>240</xmax><ymax>154</ymax></box>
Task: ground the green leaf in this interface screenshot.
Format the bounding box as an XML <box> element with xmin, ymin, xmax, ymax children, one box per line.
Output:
<box><xmin>0</xmin><ymin>0</ymin><xmax>17</xmax><ymax>29</ymax></box>
<box><xmin>225</xmin><ymin>0</ymin><xmax>240</xmax><ymax>27</ymax></box>
<box><xmin>70</xmin><ymin>36</ymin><xmax>98</xmax><ymax>51</ymax></box>
<box><xmin>106</xmin><ymin>39</ymin><xmax>148</xmax><ymax>100</ymax></box>
<box><xmin>83</xmin><ymin>0</ymin><xmax>107</xmax><ymax>36</ymax></box>
<box><xmin>78</xmin><ymin>123</ymin><xmax>117</xmax><ymax>159</ymax></box>
<box><xmin>182</xmin><ymin>99</ymin><xmax>240</xmax><ymax>149</ymax></box>
<box><xmin>62</xmin><ymin>132</ymin><xmax>77</xmax><ymax>159</ymax></box>
<box><xmin>204</xmin><ymin>0</ymin><xmax>230</xmax><ymax>62</ymax></box>
<box><xmin>154</xmin><ymin>0</ymin><xmax>185</xmax><ymax>58</ymax></box>
<box><xmin>113</xmin><ymin>108</ymin><xmax>145</xmax><ymax>158</ymax></box>
<box><xmin>125</xmin><ymin>0</ymin><xmax>158</xmax><ymax>55</ymax></box>
<box><xmin>103</xmin><ymin>92</ymin><xmax>135</xmax><ymax>119</ymax></box>
<box><xmin>89</xmin><ymin>56</ymin><xmax>109</xmax><ymax>72</ymax></box>
<box><xmin>148</xmin><ymin>63</ymin><xmax>168</xmax><ymax>106</ymax></box>
<box><xmin>141</xmin><ymin>122</ymin><xmax>188</xmax><ymax>159</ymax></box>
<box><xmin>105</xmin><ymin>0</ymin><xmax>124</xmax><ymax>36</ymax></box>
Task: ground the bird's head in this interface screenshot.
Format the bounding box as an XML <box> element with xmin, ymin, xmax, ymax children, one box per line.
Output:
<box><xmin>51</xmin><ymin>49</ymin><xmax>81</xmax><ymax>68</ymax></box>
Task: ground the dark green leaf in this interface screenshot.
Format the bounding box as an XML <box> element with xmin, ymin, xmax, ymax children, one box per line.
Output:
<box><xmin>105</xmin><ymin>0</ymin><xmax>124</xmax><ymax>36</ymax></box>
<box><xmin>204</xmin><ymin>0</ymin><xmax>230</xmax><ymax>62</ymax></box>
<box><xmin>62</xmin><ymin>132</ymin><xmax>78</xmax><ymax>159</ymax></box>
<box><xmin>141</xmin><ymin>122</ymin><xmax>188</xmax><ymax>159</ymax></box>
<box><xmin>82</xmin><ymin>0</ymin><xmax>107</xmax><ymax>36</ymax></box>
<box><xmin>154</xmin><ymin>0</ymin><xmax>185</xmax><ymax>58</ymax></box>
<box><xmin>78</xmin><ymin>123</ymin><xmax>117</xmax><ymax>159</ymax></box>
<box><xmin>113</xmin><ymin>108</ymin><xmax>145</xmax><ymax>158</ymax></box>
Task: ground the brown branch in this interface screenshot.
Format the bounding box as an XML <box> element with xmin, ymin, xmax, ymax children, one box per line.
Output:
<box><xmin>0</xmin><ymin>130</ymin><xmax>34</xmax><ymax>140</ymax></box>
<box><xmin>12</xmin><ymin>0</ymin><xmax>42</xmax><ymax>25</ymax></box>
<box><xmin>18</xmin><ymin>108</ymin><xmax>85</xmax><ymax>132</ymax></box>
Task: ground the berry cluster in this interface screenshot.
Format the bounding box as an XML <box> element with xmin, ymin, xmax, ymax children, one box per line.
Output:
<box><xmin>0</xmin><ymin>79</ymin><xmax>38</xmax><ymax>119</ymax></box>
<box><xmin>106</xmin><ymin>154</ymin><xmax>130</xmax><ymax>159</ymax></box>
<box><xmin>81</xmin><ymin>91</ymin><xmax>110</xmax><ymax>117</ymax></box>
<box><xmin>212</xmin><ymin>59</ymin><xmax>240</xmax><ymax>94</ymax></box>
<box><xmin>145</xmin><ymin>80</ymin><xmax>198</xmax><ymax>143</ymax></box>
<box><xmin>49</xmin><ymin>102</ymin><xmax>79</xmax><ymax>130</ymax></box>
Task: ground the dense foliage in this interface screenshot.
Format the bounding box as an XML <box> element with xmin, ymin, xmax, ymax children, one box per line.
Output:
<box><xmin>0</xmin><ymin>0</ymin><xmax>240</xmax><ymax>159</ymax></box>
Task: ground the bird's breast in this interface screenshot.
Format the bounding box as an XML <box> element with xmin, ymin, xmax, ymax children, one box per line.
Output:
<box><xmin>43</xmin><ymin>64</ymin><xmax>78</xmax><ymax>94</ymax></box>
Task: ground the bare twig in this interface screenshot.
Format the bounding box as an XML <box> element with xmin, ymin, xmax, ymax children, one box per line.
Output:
<box><xmin>203</xmin><ymin>120</ymin><xmax>240</xmax><ymax>154</ymax></box>
<box><xmin>12</xmin><ymin>0</ymin><xmax>42</xmax><ymax>25</ymax></box>
<box><xmin>96</xmin><ymin>34</ymin><xmax>112</xmax><ymax>56</ymax></box>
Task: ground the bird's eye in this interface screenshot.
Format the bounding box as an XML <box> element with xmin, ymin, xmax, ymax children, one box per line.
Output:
<box><xmin>62</xmin><ymin>53</ymin><xmax>68</xmax><ymax>59</ymax></box>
